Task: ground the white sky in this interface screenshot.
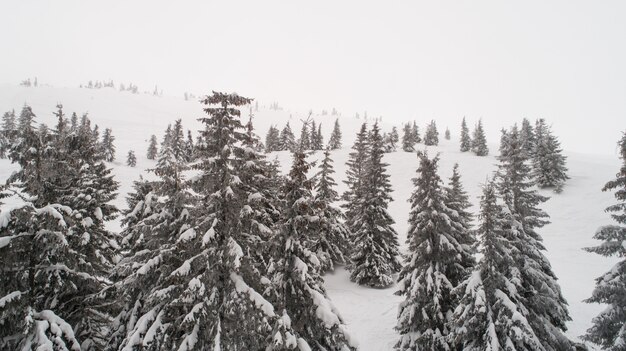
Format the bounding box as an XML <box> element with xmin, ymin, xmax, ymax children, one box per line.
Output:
<box><xmin>1</xmin><ymin>0</ymin><xmax>625</xmax><ymax>154</ymax></box>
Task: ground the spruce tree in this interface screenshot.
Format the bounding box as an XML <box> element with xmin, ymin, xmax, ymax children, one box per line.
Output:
<box><xmin>313</xmin><ymin>123</ymin><xmax>324</xmax><ymax>150</ymax></box>
<box><xmin>583</xmin><ymin>132</ymin><xmax>626</xmax><ymax>350</ymax></box>
<box><xmin>186</xmin><ymin>129</ymin><xmax>195</xmax><ymax>161</ymax></box>
<box><xmin>395</xmin><ymin>152</ymin><xmax>474</xmax><ymax>350</ymax></box>
<box><xmin>460</xmin><ymin>117</ymin><xmax>471</xmax><ymax>152</ymax></box>
<box><xmin>350</xmin><ymin>123</ymin><xmax>400</xmax><ymax>287</ymax></box>
<box><xmin>147</xmin><ymin>134</ymin><xmax>158</xmax><ymax>160</ymax></box>
<box><xmin>280</xmin><ymin>122</ymin><xmax>296</xmax><ymax>152</ymax></box>
<box><xmin>160</xmin><ymin>123</ymin><xmax>172</xmax><ymax>155</ymax></box>
<box><xmin>17</xmin><ymin>104</ymin><xmax>36</xmax><ymax>133</ymax></box>
<box><xmin>343</xmin><ymin>123</ymin><xmax>370</xmax><ymax>231</ymax></box>
<box><xmin>402</xmin><ymin>123</ymin><xmax>415</xmax><ymax>152</ymax></box>
<box><xmin>126</xmin><ymin>150</ymin><xmax>136</xmax><ymax>167</ymax></box>
<box><xmin>70</xmin><ymin>112</ymin><xmax>78</xmax><ymax>131</ymax></box>
<box><xmin>411</xmin><ymin>121</ymin><xmax>421</xmax><ymax>144</ymax></box>
<box><xmin>520</xmin><ymin>117</ymin><xmax>535</xmax><ymax>156</ymax></box>
<box><xmin>101</xmin><ymin>128</ymin><xmax>116</xmax><ymax>162</ymax></box>
<box><xmin>328</xmin><ymin>118</ymin><xmax>342</xmax><ymax>150</ymax></box>
<box><xmin>310</xmin><ymin>120</ymin><xmax>319</xmax><ymax>150</ymax></box>
<box><xmin>299</xmin><ymin>122</ymin><xmax>311</xmax><ymax>150</ymax></box>
<box><xmin>471</xmin><ymin>119</ymin><xmax>489</xmax><ymax>156</ymax></box>
<box><xmin>497</xmin><ymin>125</ymin><xmax>573</xmax><ymax>350</ymax></box>
<box><xmin>268</xmin><ymin>148</ymin><xmax>356</xmax><ymax>350</ymax></box>
<box><xmin>424</xmin><ymin>120</ymin><xmax>439</xmax><ymax>146</ymax></box>
<box><xmin>451</xmin><ymin>180</ymin><xmax>545</xmax><ymax>350</ymax></box>
<box><xmin>312</xmin><ymin>148</ymin><xmax>351</xmax><ymax>272</ymax></box>
<box><xmin>265</xmin><ymin>125</ymin><xmax>281</xmax><ymax>152</ymax></box>
<box><xmin>387</xmin><ymin>126</ymin><xmax>399</xmax><ymax>152</ymax></box>
<box><xmin>532</xmin><ymin>120</ymin><xmax>569</xmax><ymax>192</ymax></box>
<box><xmin>444</xmin><ymin>127</ymin><xmax>450</xmax><ymax>140</ymax></box>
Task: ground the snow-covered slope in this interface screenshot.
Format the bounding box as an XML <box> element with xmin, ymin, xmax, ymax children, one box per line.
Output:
<box><xmin>0</xmin><ymin>84</ymin><xmax>621</xmax><ymax>350</ymax></box>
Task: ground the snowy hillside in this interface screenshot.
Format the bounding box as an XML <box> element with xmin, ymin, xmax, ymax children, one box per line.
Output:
<box><xmin>0</xmin><ymin>84</ymin><xmax>621</xmax><ymax>350</ymax></box>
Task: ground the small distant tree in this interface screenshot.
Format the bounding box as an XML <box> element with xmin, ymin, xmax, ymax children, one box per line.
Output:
<box><xmin>126</xmin><ymin>150</ymin><xmax>137</xmax><ymax>167</ymax></box>
<box><xmin>520</xmin><ymin>118</ymin><xmax>535</xmax><ymax>156</ymax></box>
<box><xmin>532</xmin><ymin>119</ymin><xmax>568</xmax><ymax>192</ymax></box>
<box><xmin>185</xmin><ymin>130</ymin><xmax>195</xmax><ymax>161</ymax></box>
<box><xmin>583</xmin><ymin>131</ymin><xmax>626</xmax><ymax>350</ymax></box>
<box><xmin>423</xmin><ymin>120</ymin><xmax>439</xmax><ymax>146</ymax></box>
<box><xmin>101</xmin><ymin>128</ymin><xmax>116</xmax><ymax>162</ymax></box>
<box><xmin>444</xmin><ymin>127</ymin><xmax>451</xmax><ymax>140</ymax></box>
<box><xmin>460</xmin><ymin>117</ymin><xmax>471</xmax><ymax>152</ymax></box>
<box><xmin>328</xmin><ymin>118</ymin><xmax>342</xmax><ymax>150</ymax></box>
<box><xmin>279</xmin><ymin>122</ymin><xmax>296</xmax><ymax>151</ymax></box>
<box><xmin>411</xmin><ymin>121</ymin><xmax>421</xmax><ymax>144</ymax></box>
<box><xmin>265</xmin><ymin>125</ymin><xmax>280</xmax><ymax>152</ymax></box>
<box><xmin>147</xmin><ymin>134</ymin><xmax>158</xmax><ymax>160</ymax></box>
<box><xmin>471</xmin><ymin>119</ymin><xmax>489</xmax><ymax>156</ymax></box>
<box><xmin>402</xmin><ymin>123</ymin><xmax>415</xmax><ymax>152</ymax></box>
<box><xmin>299</xmin><ymin>121</ymin><xmax>311</xmax><ymax>150</ymax></box>
<box><xmin>385</xmin><ymin>126</ymin><xmax>399</xmax><ymax>152</ymax></box>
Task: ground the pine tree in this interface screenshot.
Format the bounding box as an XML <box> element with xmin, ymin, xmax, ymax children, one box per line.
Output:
<box><xmin>471</xmin><ymin>119</ymin><xmax>489</xmax><ymax>156</ymax></box>
<box><xmin>424</xmin><ymin>120</ymin><xmax>439</xmax><ymax>146</ymax></box>
<box><xmin>126</xmin><ymin>150</ymin><xmax>136</xmax><ymax>167</ymax></box>
<box><xmin>395</xmin><ymin>152</ymin><xmax>474</xmax><ymax>350</ymax></box>
<box><xmin>402</xmin><ymin>123</ymin><xmax>415</xmax><ymax>152</ymax></box>
<box><xmin>186</xmin><ymin>129</ymin><xmax>195</xmax><ymax>161</ymax></box>
<box><xmin>0</xmin><ymin>110</ymin><xmax>17</xmax><ymax>158</ymax></box>
<box><xmin>411</xmin><ymin>121</ymin><xmax>421</xmax><ymax>144</ymax></box>
<box><xmin>532</xmin><ymin>120</ymin><xmax>568</xmax><ymax>192</ymax></box>
<box><xmin>279</xmin><ymin>122</ymin><xmax>296</xmax><ymax>152</ymax></box>
<box><xmin>312</xmin><ymin>148</ymin><xmax>351</xmax><ymax>272</ymax></box>
<box><xmin>350</xmin><ymin>123</ymin><xmax>400</xmax><ymax>287</ymax></box>
<box><xmin>309</xmin><ymin>120</ymin><xmax>319</xmax><ymax>150</ymax></box>
<box><xmin>268</xmin><ymin>148</ymin><xmax>356</xmax><ymax>350</ymax></box>
<box><xmin>101</xmin><ymin>128</ymin><xmax>116</xmax><ymax>162</ymax></box>
<box><xmin>444</xmin><ymin>127</ymin><xmax>451</xmax><ymax>140</ymax></box>
<box><xmin>299</xmin><ymin>121</ymin><xmax>311</xmax><ymax>150</ymax></box>
<box><xmin>343</xmin><ymin>123</ymin><xmax>370</xmax><ymax>230</ymax></box>
<box><xmin>160</xmin><ymin>123</ymin><xmax>172</xmax><ymax>155</ymax></box>
<box><xmin>1</xmin><ymin>112</ymin><xmax>120</xmax><ymax>350</ymax></box>
<box><xmin>583</xmin><ymin>132</ymin><xmax>626</xmax><ymax>350</ymax></box>
<box><xmin>497</xmin><ymin>125</ymin><xmax>573</xmax><ymax>350</ymax></box>
<box><xmin>520</xmin><ymin>117</ymin><xmax>535</xmax><ymax>156</ymax></box>
<box><xmin>460</xmin><ymin>117</ymin><xmax>471</xmax><ymax>152</ymax></box>
<box><xmin>265</xmin><ymin>125</ymin><xmax>281</xmax><ymax>152</ymax></box>
<box><xmin>312</xmin><ymin>123</ymin><xmax>324</xmax><ymax>150</ymax></box>
<box><xmin>328</xmin><ymin>118</ymin><xmax>342</xmax><ymax>150</ymax></box>
<box><xmin>147</xmin><ymin>134</ymin><xmax>158</xmax><ymax>160</ymax></box>
<box><xmin>70</xmin><ymin>112</ymin><xmax>78</xmax><ymax>131</ymax></box>
<box><xmin>451</xmin><ymin>180</ymin><xmax>545</xmax><ymax>350</ymax></box>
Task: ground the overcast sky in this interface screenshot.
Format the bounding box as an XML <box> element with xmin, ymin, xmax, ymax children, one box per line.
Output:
<box><xmin>1</xmin><ymin>0</ymin><xmax>624</xmax><ymax>154</ymax></box>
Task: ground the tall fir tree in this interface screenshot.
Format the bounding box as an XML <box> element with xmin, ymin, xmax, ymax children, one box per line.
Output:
<box><xmin>299</xmin><ymin>121</ymin><xmax>311</xmax><ymax>151</ymax></box>
<box><xmin>520</xmin><ymin>117</ymin><xmax>535</xmax><ymax>156</ymax></box>
<box><xmin>186</xmin><ymin>129</ymin><xmax>195</xmax><ymax>161</ymax></box>
<box><xmin>147</xmin><ymin>134</ymin><xmax>158</xmax><ymax>160</ymax></box>
<box><xmin>411</xmin><ymin>121</ymin><xmax>421</xmax><ymax>144</ymax></box>
<box><xmin>349</xmin><ymin>123</ymin><xmax>400</xmax><ymax>287</ymax></box>
<box><xmin>159</xmin><ymin>123</ymin><xmax>172</xmax><ymax>155</ymax></box>
<box><xmin>444</xmin><ymin>127</ymin><xmax>451</xmax><ymax>140</ymax></box>
<box><xmin>265</xmin><ymin>125</ymin><xmax>281</xmax><ymax>152</ymax></box>
<box><xmin>0</xmin><ymin>110</ymin><xmax>16</xmax><ymax>158</ymax></box>
<box><xmin>471</xmin><ymin>119</ymin><xmax>489</xmax><ymax>156</ymax></box>
<box><xmin>424</xmin><ymin>120</ymin><xmax>439</xmax><ymax>146</ymax></box>
<box><xmin>328</xmin><ymin>118</ymin><xmax>342</xmax><ymax>150</ymax></box>
<box><xmin>451</xmin><ymin>180</ymin><xmax>545</xmax><ymax>350</ymax></box>
<box><xmin>267</xmin><ymin>148</ymin><xmax>357</xmax><ymax>350</ymax></box>
<box><xmin>343</xmin><ymin>123</ymin><xmax>370</xmax><ymax>231</ymax></box>
<box><xmin>312</xmin><ymin>148</ymin><xmax>351</xmax><ymax>272</ymax></box>
<box><xmin>532</xmin><ymin>120</ymin><xmax>569</xmax><ymax>192</ymax></box>
<box><xmin>460</xmin><ymin>117</ymin><xmax>471</xmax><ymax>152</ymax></box>
<box><xmin>583</xmin><ymin>132</ymin><xmax>626</xmax><ymax>350</ymax></box>
<box><xmin>497</xmin><ymin>125</ymin><xmax>573</xmax><ymax>350</ymax></box>
<box><xmin>395</xmin><ymin>152</ymin><xmax>475</xmax><ymax>350</ymax></box>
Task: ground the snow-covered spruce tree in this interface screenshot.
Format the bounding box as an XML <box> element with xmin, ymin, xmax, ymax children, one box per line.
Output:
<box><xmin>343</xmin><ymin>123</ymin><xmax>370</xmax><ymax>232</ymax></box>
<box><xmin>312</xmin><ymin>123</ymin><xmax>324</xmax><ymax>151</ymax></box>
<box><xmin>70</xmin><ymin>112</ymin><xmax>78</xmax><ymax>132</ymax></box>
<box><xmin>186</xmin><ymin>129</ymin><xmax>195</xmax><ymax>161</ymax></box>
<box><xmin>424</xmin><ymin>120</ymin><xmax>439</xmax><ymax>146</ymax></box>
<box><xmin>310</xmin><ymin>120</ymin><xmax>319</xmax><ymax>150</ymax></box>
<box><xmin>101</xmin><ymin>128</ymin><xmax>116</xmax><ymax>162</ymax></box>
<box><xmin>147</xmin><ymin>134</ymin><xmax>158</xmax><ymax>160</ymax></box>
<box><xmin>267</xmin><ymin>147</ymin><xmax>357</xmax><ymax>350</ymax></box>
<box><xmin>402</xmin><ymin>122</ymin><xmax>415</xmax><ymax>152</ymax></box>
<box><xmin>17</xmin><ymin>104</ymin><xmax>36</xmax><ymax>133</ymax></box>
<box><xmin>460</xmin><ymin>117</ymin><xmax>471</xmax><ymax>152</ymax></box>
<box><xmin>0</xmin><ymin>109</ymin><xmax>16</xmax><ymax>158</ymax></box>
<box><xmin>312</xmin><ymin>148</ymin><xmax>351</xmax><ymax>272</ymax></box>
<box><xmin>1</xmin><ymin>111</ymin><xmax>120</xmax><ymax>350</ymax></box>
<box><xmin>385</xmin><ymin>126</ymin><xmax>399</xmax><ymax>152</ymax></box>
<box><xmin>451</xmin><ymin>180</ymin><xmax>545</xmax><ymax>350</ymax></box>
<box><xmin>280</xmin><ymin>122</ymin><xmax>296</xmax><ymax>152</ymax></box>
<box><xmin>395</xmin><ymin>152</ymin><xmax>475</xmax><ymax>350</ymax></box>
<box><xmin>497</xmin><ymin>125</ymin><xmax>573</xmax><ymax>350</ymax></box>
<box><xmin>471</xmin><ymin>119</ymin><xmax>489</xmax><ymax>156</ymax></box>
<box><xmin>532</xmin><ymin>121</ymin><xmax>569</xmax><ymax>192</ymax></box>
<box><xmin>444</xmin><ymin>127</ymin><xmax>450</xmax><ymax>140</ymax></box>
<box><xmin>444</xmin><ymin>163</ymin><xmax>475</xmax><ymax>260</ymax></box>
<box><xmin>107</xmin><ymin>116</ymin><xmax>196</xmax><ymax>350</ymax></box>
<box><xmin>583</xmin><ymin>131</ymin><xmax>626</xmax><ymax>350</ymax></box>
<box><xmin>520</xmin><ymin>117</ymin><xmax>535</xmax><ymax>156</ymax></box>
<box><xmin>159</xmin><ymin>123</ymin><xmax>172</xmax><ymax>155</ymax></box>
<box><xmin>299</xmin><ymin>122</ymin><xmax>311</xmax><ymax>151</ymax></box>
<box><xmin>411</xmin><ymin>121</ymin><xmax>421</xmax><ymax>144</ymax></box>
<box><xmin>126</xmin><ymin>150</ymin><xmax>136</xmax><ymax>167</ymax></box>
<box><xmin>328</xmin><ymin>118</ymin><xmax>342</xmax><ymax>150</ymax></box>
<box><xmin>266</xmin><ymin>125</ymin><xmax>281</xmax><ymax>152</ymax></box>
<box><xmin>350</xmin><ymin>123</ymin><xmax>401</xmax><ymax>287</ymax></box>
